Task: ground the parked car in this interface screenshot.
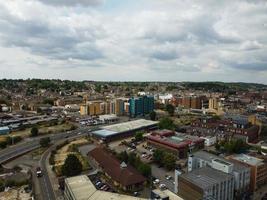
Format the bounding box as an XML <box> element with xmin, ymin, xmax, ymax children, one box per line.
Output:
<box><xmin>159</xmin><ymin>184</ymin><xmax>166</xmax><ymax>190</ymax></box>
<box><xmin>166</xmin><ymin>175</ymin><xmax>172</xmax><ymax>180</ymax></box>
<box><xmin>153</xmin><ymin>179</ymin><xmax>160</xmax><ymax>184</ymax></box>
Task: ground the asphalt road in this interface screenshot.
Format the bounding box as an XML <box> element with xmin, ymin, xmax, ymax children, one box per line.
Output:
<box><xmin>38</xmin><ymin>145</ymin><xmax>56</xmax><ymax>200</ymax></box>
<box><xmin>0</xmin><ymin>127</ymin><xmax>91</xmax><ymax>164</ymax></box>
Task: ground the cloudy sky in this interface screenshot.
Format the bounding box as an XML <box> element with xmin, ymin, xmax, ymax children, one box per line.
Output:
<box><xmin>0</xmin><ymin>0</ymin><xmax>267</xmax><ymax>83</ymax></box>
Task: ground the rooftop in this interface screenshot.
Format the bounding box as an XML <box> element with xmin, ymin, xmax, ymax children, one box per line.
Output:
<box><xmin>103</xmin><ymin>119</ymin><xmax>158</xmax><ymax>133</ymax></box>
<box><xmin>230</xmin><ymin>154</ymin><xmax>264</xmax><ymax>166</ymax></box>
<box><xmin>180</xmin><ymin>167</ymin><xmax>233</xmax><ymax>190</ymax></box>
<box><xmin>192</xmin><ymin>151</ymin><xmax>248</xmax><ymax>172</ymax></box>
<box><xmin>65</xmin><ymin>175</ymin><xmax>145</xmax><ymax>200</ymax></box>
<box><xmin>88</xmin><ymin>148</ymin><xmax>146</xmax><ymax>187</ymax></box>
<box><xmin>147</xmin><ymin>132</ymin><xmax>204</xmax><ymax>150</ymax></box>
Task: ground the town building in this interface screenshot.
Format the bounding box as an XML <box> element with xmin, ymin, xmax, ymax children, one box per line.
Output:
<box><xmin>177</xmin><ymin>167</ymin><xmax>234</xmax><ymax>200</ymax></box>
<box><xmin>92</xmin><ymin>119</ymin><xmax>158</xmax><ymax>142</ymax></box>
<box><xmin>129</xmin><ymin>96</ymin><xmax>154</xmax><ymax>117</ymax></box>
<box><xmin>188</xmin><ymin>151</ymin><xmax>250</xmax><ymax>198</ymax></box>
<box><xmin>88</xmin><ymin>148</ymin><xmax>146</xmax><ymax>191</ymax></box>
<box><xmin>80</xmin><ymin>104</ymin><xmax>88</xmax><ymax>115</ymax></box>
<box><xmin>172</xmin><ymin>96</ymin><xmax>207</xmax><ymax>109</ymax></box>
<box><xmin>146</xmin><ymin>130</ymin><xmax>204</xmax><ymax>159</ymax></box>
<box><xmin>64</xmin><ymin>175</ymin><xmax>145</xmax><ymax>200</ymax></box>
<box><xmin>227</xmin><ymin>154</ymin><xmax>267</xmax><ymax>191</ymax></box>
<box><xmin>0</xmin><ymin>126</ymin><xmax>10</xmax><ymax>135</ymax></box>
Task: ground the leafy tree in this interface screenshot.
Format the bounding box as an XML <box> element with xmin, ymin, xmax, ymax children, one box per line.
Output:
<box><xmin>222</xmin><ymin>139</ymin><xmax>248</xmax><ymax>154</ymax></box>
<box><xmin>153</xmin><ymin>149</ymin><xmax>164</xmax><ymax>164</ymax></box>
<box><xmin>166</xmin><ymin>104</ymin><xmax>175</xmax><ymax>116</ymax></box>
<box><xmin>137</xmin><ymin>163</ymin><xmax>151</xmax><ymax>177</ymax></box>
<box><xmin>149</xmin><ymin>111</ymin><xmax>157</xmax><ymax>121</ymax></box>
<box><xmin>0</xmin><ymin>141</ymin><xmax>7</xmax><ymax>149</ymax></box>
<box><xmin>163</xmin><ymin>153</ymin><xmax>176</xmax><ymax>170</ymax></box>
<box><xmin>6</xmin><ymin>136</ymin><xmax>22</xmax><ymax>145</ymax></box>
<box><xmin>128</xmin><ymin>152</ymin><xmax>138</xmax><ymax>166</ymax></box>
<box><xmin>118</xmin><ymin>151</ymin><xmax>129</xmax><ymax>163</ymax></box>
<box><xmin>135</xmin><ymin>131</ymin><xmax>144</xmax><ymax>141</ymax></box>
<box><xmin>61</xmin><ymin>154</ymin><xmax>82</xmax><ymax>177</ymax></box>
<box><xmin>261</xmin><ymin>125</ymin><xmax>267</xmax><ymax>137</ymax></box>
<box><xmin>30</xmin><ymin>126</ymin><xmax>39</xmax><ymax>137</ymax></box>
<box><xmin>40</xmin><ymin>137</ymin><xmax>51</xmax><ymax>148</ymax></box>
<box><xmin>159</xmin><ymin>117</ymin><xmax>175</xmax><ymax>130</ymax></box>
<box><xmin>95</xmin><ymin>84</ymin><xmax>102</xmax><ymax>93</ymax></box>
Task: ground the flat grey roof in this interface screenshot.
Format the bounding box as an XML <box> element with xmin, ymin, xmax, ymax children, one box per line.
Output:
<box><xmin>192</xmin><ymin>151</ymin><xmax>248</xmax><ymax>172</ymax></box>
<box><xmin>181</xmin><ymin>167</ymin><xmax>233</xmax><ymax>190</ymax></box>
<box><xmin>65</xmin><ymin>175</ymin><xmax>145</xmax><ymax>200</ymax></box>
<box><xmin>230</xmin><ymin>154</ymin><xmax>264</xmax><ymax>166</ymax></box>
<box><xmin>103</xmin><ymin>119</ymin><xmax>158</xmax><ymax>133</ymax></box>
<box><xmin>92</xmin><ymin>119</ymin><xmax>158</xmax><ymax>137</ymax></box>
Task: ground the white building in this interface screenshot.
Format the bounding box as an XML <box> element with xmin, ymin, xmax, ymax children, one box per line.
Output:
<box><xmin>188</xmin><ymin>151</ymin><xmax>250</xmax><ymax>198</ymax></box>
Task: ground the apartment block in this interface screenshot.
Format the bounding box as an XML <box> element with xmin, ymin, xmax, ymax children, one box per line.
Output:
<box><xmin>177</xmin><ymin>167</ymin><xmax>234</xmax><ymax>200</ymax></box>
<box><xmin>227</xmin><ymin>154</ymin><xmax>267</xmax><ymax>191</ymax></box>
<box><xmin>188</xmin><ymin>151</ymin><xmax>250</xmax><ymax>198</ymax></box>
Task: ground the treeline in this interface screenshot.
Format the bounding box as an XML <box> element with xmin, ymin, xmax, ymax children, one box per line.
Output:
<box><xmin>183</xmin><ymin>82</ymin><xmax>266</xmax><ymax>92</ymax></box>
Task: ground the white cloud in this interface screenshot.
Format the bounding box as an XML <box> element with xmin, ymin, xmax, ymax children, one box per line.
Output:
<box><xmin>0</xmin><ymin>0</ymin><xmax>267</xmax><ymax>83</ymax></box>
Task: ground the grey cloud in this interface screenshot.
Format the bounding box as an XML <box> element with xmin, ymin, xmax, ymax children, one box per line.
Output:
<box><xmin>151</xmin><ymin>50</ymin><xmax>178</xmax><ymax>61</ymax></box>
<box><xmin>239</xmin><ymin>40</ymin><xmax>263</xmax><ymax>51</ymax></box>
<box><xmin>0</xmin><ymin>5</ymin><xmax>105</xmax><ymax>61</ymax></box>
<box><xmin>37</xmin><ymin>0</ymin><xmax>104</xmax><ymax>7</ymax></box>
<box><xmin>231</xmin><ymin>62</ymin><xmax>267</xmax><ymax>71</ymax></box>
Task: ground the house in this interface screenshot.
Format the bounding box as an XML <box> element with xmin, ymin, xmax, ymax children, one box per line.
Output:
<box><xmin>88</xmin><ymin>147</ymin><xmax>146</xmax><ymax>191</ymax></box>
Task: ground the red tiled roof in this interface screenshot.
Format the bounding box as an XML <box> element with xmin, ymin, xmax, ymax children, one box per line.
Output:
<box><xmin>88</xmin><ymin>148</ymin><xmax>146</xmax><ymax>187</ymax></box>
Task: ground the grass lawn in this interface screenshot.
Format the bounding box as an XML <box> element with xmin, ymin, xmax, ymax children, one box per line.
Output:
<box><xmin>10</xmin><ymin>123</ymin><xmax>75</xmax><ymax>138</ymax></box>
<box><xmin>53</xmin><ymin>138</ymin><xmax>90</xmax><ymax>176</ymax></box>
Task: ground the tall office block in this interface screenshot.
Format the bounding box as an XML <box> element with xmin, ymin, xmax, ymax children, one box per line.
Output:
<box><xmin>129</xmin><ymin>96</ymin><xmax>154</xmax><ymax>117</ymax></box>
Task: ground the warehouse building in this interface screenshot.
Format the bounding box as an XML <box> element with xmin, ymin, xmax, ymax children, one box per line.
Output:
<box><xmin>0</xmin><ymin>126</ymin><xmax>10</xmax><ymax>135</ymax></box>
<box><xmin>92</xmin><ymin>119</ymin><xmax>158</xmax><ymax>142</ymax></box>
<box><xmin>64</xmin><ymin>175</ymin><xmax>145</xmax><ymax>200</ymax></box>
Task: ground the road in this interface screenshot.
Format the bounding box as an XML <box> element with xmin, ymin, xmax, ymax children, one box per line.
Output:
<box><xmin>0</xmin><ymin>127</ymin><xmax>93</xmax><ymax>164</ymax></box>
<box><xmin>37</xmin><ymin>132</ymin><xmax>96</xmax><ymax>200</ymax></box>
<box><xmin>151</xmin><ymin>164</ymin><xmax>175</xmax><ymax>192</ymax></box>
<box><xmin>38</xmin><ymin>145</ymin><xmax>57</xmax><ymax>200</ymax></box>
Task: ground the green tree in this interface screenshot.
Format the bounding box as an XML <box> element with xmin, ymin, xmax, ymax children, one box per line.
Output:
<box><xmin>137</xmin><ymin>163</ymin><xmax>151</xmax><ymax>177</ymax></box>
<box><xmin>149</xmin><ymin>111</ymin><xmax>157</xmax><ymax>121</ymax></box>
<box><xmin>40</xmin><ymin>137</ymin><xmax>51</xmax><ymax>148</ymax></box>
<box><xmin>0</xmin><ymin>141</ymin><xmax>7</xmax><ymax>149</ymax></box>
<box><xmin>95</xmin><ymin>84</ymin><xmax>102</xmax><ymax>93</ymax></box>
<box><xmin>159</xmin><ymin>117</ymin><xmax>175</xmax><ymax>130</ymax></box>
<box><xmin>135</xmin><ymin>131</ymin><xmax>144</xmax><ymax>141</ymax></box>
<box><xmin>166</xmin><ymin>104</ymin><xmax>175</xmax><ymax>116</ymax></box>
<box><xmin>153</xmin><ymin>149</ymin><xmax>164</xmax><ymax>164</ymax></box>
<box><xmin>117</xmin><ymin>151</ymin><xmax>129</xmax><ymax>163</ymax></box>
<box><xmin>30</xmin><ymin>126</ymin><xmax>39</xmax><ymax>137</ymax></box>
<box><xmin>163</xmin><ymin>152</ymin><xmax>176</xmax><ymax>170</ymax></box>
<box><xmin>61</xmin><ymin>154</ymin><xmax>82</xmax><ymax>177</ymax></box>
